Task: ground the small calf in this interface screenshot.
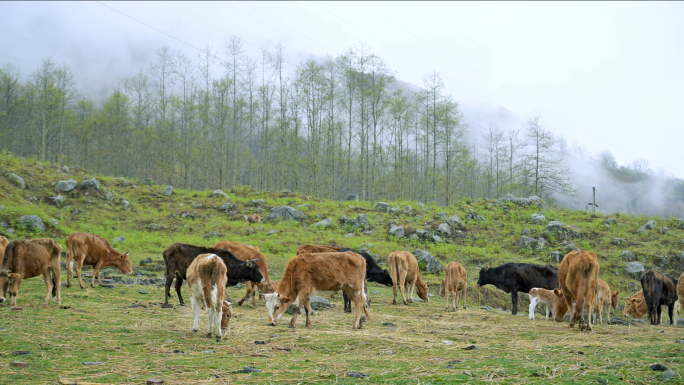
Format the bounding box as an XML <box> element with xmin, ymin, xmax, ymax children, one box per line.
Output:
<box><xmin>187</xmin><ymin>253</ymin><xmax>227</xmax><ymax>342</ymax></box>
<box><xmin>221</xmin><ymin>301</ymin><xmax>232</xmax><ymax>329</ymax></box>
<box><xmin>439</xmin><ymin>262</ymin><xmax>467</xmax><ymax>311</ymax></box>
<box><xmin>528</xmin><ymin>288</ymin><xmax>557</xmax><ymax>321</ymax></box>
<box><xmin>593</xmin><ymin>279</ymin><xmax>618</xmax><ymax>324</ymax></box>
<box><xmin>244</xmin><ymin>214</ymin><xmax>261</xmax><ymax>224</ymax></box>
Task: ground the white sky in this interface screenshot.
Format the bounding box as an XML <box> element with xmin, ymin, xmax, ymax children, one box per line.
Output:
<box><xmin>1</xmin><ymin>1</ymin><xmax>682</xmax><ymax>177</ymax></box>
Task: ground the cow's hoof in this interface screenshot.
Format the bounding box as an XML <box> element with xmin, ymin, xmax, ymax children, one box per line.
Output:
<box><xmin>463</xmin><ymin>306</ymin><xmax>467</xmax><ymax>309</ymax></box>
<box><xmin>65</xmin><ymin>284</ymin><xmax>71</xmax><ymax>288</ymax></box>
<box><xmin>237</xmin><ymin>301</ymin><xmax>244</xmax><ymax>307</ymax></box>
<box><xmin>267</xmin><ymin>323</ymin><xmax>276</xmax><ymax>327</ymax></box>
<box><xmin>288</xmin><ymin>324</ymin><xmax>296</xmax><ymax>329</ymax></box>
<box><xmin>179</xmin><ymin>303</ymin><xmax>185</xmax><ymax>306</ymax></box>
<box><xmin>161</xmin><ymin>304</ymin><xmax>173</xmax><ymax>309</ymax></box>
<box><xmin>193</xmin><ymin>329</ymin><xmax>198</xmax><ymax>333</ymax></box>
<box><xmin>205</xmin><ymin>333</ymin><xmax>213</xmax><ymax>338</ymax></box>
<box><xmin>215</xmin><ymin>337</ymin><xmax>222</xmax><ymax>342</ymax></box>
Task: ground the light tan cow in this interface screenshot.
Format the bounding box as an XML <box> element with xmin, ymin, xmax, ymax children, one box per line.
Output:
<box><xmin>528</xmin><ymin>288</ymin><xmax>557</xmax><ymax>321</ymax></box>
<box><xmin>244</xmin><ymin>214</ymin><xmax>261</xmax><ymax>224</ymax></box>
<box><xmin>213</xmin><ymin>241</ymin><xmax>275</xmax><ymax>306</ymax></box>
<box><xmin>593</xmin><ymin>279</ymin><xmax>618</xmax><ymax>324</ymax></box>
<box><xmin>264</xmin><ymin>251</ymin><xmax>369</xmax><ymax>329</ymax></box>
<box><xmin>66</xmin><ymin>232</ymin><xmax>133</xmax><ymax>289</ymax></box>
<box><xmin>439</xmin><ymin>262</ymin><xmax>467</xmax><ymax>311</ymax></box>
<box><xmin>553</xmin><ymin>250</ymin><xmax>600</xmax><ymax>331</ymax></box>
<box><xmin>0</xmin><ymin>238</ymin><xmax>62</xmax><ymax>306</ymax></box>
<box><xmin>187</xmin><ymin>253</ymin><xmax>227</xmax><ymax>342</ymax></box>
<box><xmin>624</xmin><ymin>289</ymin><xmax>680</xmax><ymax>322</ymax></box>
<box><xmin>388</xmin><ymin>251</ymin><xmax>429</xmax><ymax>305</ymax></box>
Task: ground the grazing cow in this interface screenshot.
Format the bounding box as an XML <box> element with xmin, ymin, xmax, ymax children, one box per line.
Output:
<box><xmin>477</xmin><ymin>263</ymin><xmax>559</xmax><ymax>315</ymax></box>
<box><xmin>640</xmin><ymin>269</ymin><xmax>679</xmax><ymax>325</ymax></box>
<box><xmin>388</xmin><ymin>251</ymin><xmax>429</xmax><ymax>305</ymax></box>
<box><xmin>213</xmin><ymin>241</ymin><xmax>276</xmax><ymax>306</ymax></box>
<box><xmin>221</xmin><ymin>300</ymin><xmax>232</xmax><ymax>329</ymax></box>
<box><xmin>187</xmin><ymin>253</ymin><xmax>227</xmax><ymax>341</ymax></box>
<box><xmin>593</xmin><ymin>279</ymin><xmax>618</xmax><ymax>325</ymax></box>
<box><xmin>553</xmin><ymin>250</ymin><xmax>600</xmax><ymax>331</ymax></box>
<box><xmin>296</xmin><ymin>244</ymin><xmax>342</xmax><ymax>255</ymax></box>
<box><xmin>678</xmin><ymin>273</ymin><xmax>684</xmax><ymax>324</ymax></box>
<box><xmin>244</xmin><ymin>214</ymin><xmax>261</xmax><ymax>224</ymax></box>
<box><xmin>65</xmin><ymin>232</ymin><xmax>134</xmax><ymax>289</ymax></box>
<box><xmin>624</xmin><ymin>289</ymin><xmax>679</xmax><ymax>322</ymax></box>
<box><xmin>0</xmin><ymin>238</ymin><xmax>61</xmax><ymax>306</ymax></box>
<box><xmin>439</xmin><ymin>262</ymin><xmax>467</xmax><ymax>311</ymax></box>
<box><xmin>264</xmin><ymin>251</ymin><xmax>369</xmax><ymax>329</ymax></box>
<box><xmin>528</xmin><ymin>288</ymin><xmax>557</xmax><ymax>321</ymax></box>
<box><xmin>0</xmin><ymin>236</ymin><xmax>8</xmax><ymax>259</ymax></box>
<box><xmin>338</xmin><ymin>248</ymin><xmax>393</xmax><ymax>313</ymax></box>
<box><xmin>162</xmin><ymin>243</ymin><xmax>264</xmax><ymax>308</ymax></box>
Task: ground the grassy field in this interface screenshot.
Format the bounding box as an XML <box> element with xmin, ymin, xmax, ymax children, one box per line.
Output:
<box><xmin>1</xmin><ymin>154</ymin><xmax>684</xmax><ymax>383</ymax></box>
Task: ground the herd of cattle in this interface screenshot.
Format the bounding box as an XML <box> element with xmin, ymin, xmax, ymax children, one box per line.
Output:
<box><xmin>1</xmin><ymin>233</ymin><xmax>683</xmax><ymax>341</ymax></box>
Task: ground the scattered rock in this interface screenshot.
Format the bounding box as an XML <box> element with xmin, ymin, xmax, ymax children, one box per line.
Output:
<box><xmin>465</xmin><ymin>210</ymin><xmax>486</xmax><ymax>221</ymax></box>
<box><xmin>82</xmin><ymin>361</ymin><xmax>106</xmax><ymax>366</ymax></box>
<box><xmin>444</xmin><ymin>215</ymin><xmax>464</xmax><ymax>231</ymax></box>
<box><xmin>139</xmin><ymin>289</ymin><xmax>148</xmax><ymax>294</ymax></box>
<box><xmin>267</xmin><ymin>230</ymin><xmax>277</xmax><ymax>236</ymax></box>
<box><xmin>344</xmin><ymin>233</ymin><xmax>354</xmax><ymax>238</ymax></box>
<box><xmin>432</xmin><ymin>234</ymin><xmax>444</xmax><ymax>243</ymax></box>
<box><xmin>351</xmin><ymin>214</ymin><xmax>370</xmax><ymax>230</ymax></box>
<box><xmin>19</xmin><ymin>215</ymin><xmax>45</xmax><ymax>232</ymax></box>
<box><xmin>346</xmin><ymin>194</ymin><xmax>359</xmax><ymax>201</ymax></box>
<box><xmin>541</xmin><ymin>221</ymin><xmax>582</xmax><ymax>240</ymax></box>
<box><xmin>220</xmin><ymin>202</ymin><xmax>233</xmax><ymax>212</ymax></box>
<box><xmin>463</xmin><ymin>371</ymin><xmax>473</xmax><ymax>377</ymax></box>
<box><xmin>47</xmin><ymin>218</ymin><xmax>59</xmax><ymax>227</ymax></box>
<box><xmin>382</xmin><ymin>322</ymin><xmax>396</xmax><ymax>326</ymax></box>
<box><xmin>210</xmin><ymin>190</ymin><xmax>229</xmax><ymax>199</ymax></box>
<box><xmin>436</xmin><ymin>212</ymin><xmax>447</xmax><ymax>220</ymax></box>
<box><xmin>495</xmin><ymin>194</ymin><xmax>549</xmax><ymax>210</ymax></box>
<box><xmin>610</xmin><ymin>316</ymin><xmax>644</xmax><ymax>326</ymax></box>
<box><xmin>463</xmin><ymin>345</ymin><xmax>479</xmax><ymax>351</ymax></box>
<box><xmin>663</xmin><ymin>369</ymin><xmax>677</xmax><ymax>381</ymax></box>
<box><xmin>268</xmin><ymin>205</ymin><xmax>307</xmax><ymax>222</ymax></box>
<box><xmin>231</xmin><ymin>366</ymin><xmax>262</xmax><ymax>374</ymax></box>
<box><xmin>105</xmin><ymin>191</ymin><xmax>116</xmax><ymax>202</ymax></box>
<box><xmin>192</xmin><ymin>203</ymin><xmax>201</xmax><ymax>209</ymax></box>
<box><xmin>78</xmin><ymin>178</ymin><xmax>101</xmax><ymax>190</ymax></box>
<box><xmin>643</xmin><ymin>220</ymin><xmax>657</xmax><ymax>230</ymax></box>
<box><xmin>161</xmin><ymin>186</ymin><xmax>173</xmax><ymax>196</ymax></box>
<box><xmin>375</xmin><ymin>202</ymin><xmax>390</xmax><ymax>212</ymax></box>
<box><xmin>651</xmin><ymin>364</ymin><xmax>668</xmax><ymax>372</ymax></box>
<box><xmin>549</xmin><ymin>251</ymin><xmax>561</xmax><ymax>263</ymax></box>
<box><xmin>203</xmin><ymin>231</ymin><xmax>222</xmax><ymax>239</ymax></box>
<box><xmin>625</xmin><ymin>262</ymin><xmax>645</xmax><ymax>279</ymax></box>
<box><xmin>603</xmin><ymin>218</ymin><xmax>618</xmax><ymax>227</ymax></box>
<box><xmin>520</xmin><ymin>236</ymin><xmax>547</xmax><ymax>252</ymax></box>
<box><xmin>347</xmin><ymin>372</ymin><xmax>368</xmax><ymax>379</ymax></box>
<box><xmin>14</xmin><ymin>351</ymin><xmax>31</xmax><ymax>356</ymax></box>
<box><xmin>413</xmin><ymin>249</ymin><xmax>442</xmax><ymax>273</ymax></box>
<box><xmin>147</xmin><ymin>224</ymin><xmax>167</xmax><ymax>231</ymax></box>
<box><xmin>530</xmin><ymin>212</ymin><xmax>546</xmax><ymax>225</ymax></box>
<box><xmin>389</xmin><ymin>224</ymin><xmax>404</xmax><ymax>238</ymax></box>
<box><xmin>296</xmin><ymin>203</ymin><xmax>310</xmax><ymax>210</ymax></box>
<box><xmin>248</xmin><ymin>199</ymin><xmax>266</xmax><ymax>207</ymax></box>
<box><xmin>122</xmin><ymin>200</ymin><xmax>131</xmax><ymax>210</ymax></box>
<box><xmin>6</xmin><ymin>173</ymin><xmax>25</xmax><ymax>189</ymax></box>
<box><xmin>612</xmin><ymin>238</ymin><xmax>627</xmax><ymax>245</ymax></box>
<box><xmin>437</xmin><ymin>223</ymin><xmax>451</xmax><ymax>236</ymax></box>
<box><xmin>311</xmin><ymin>218</ymin><xmax>332</xmax><ymax>228</ymax></box>
<box><xmin>673</xmin><ymin>219</ymin><xmax>684</xmax><ymax>230</ymax></box>
<box><xmin>52</xmin><ymin>195</ymin><xmax>66</xmax><ymax>205</ymax></box>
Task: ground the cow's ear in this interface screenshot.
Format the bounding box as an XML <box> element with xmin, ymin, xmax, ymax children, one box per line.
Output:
<box><xmin>120</xmin><ymin>255</ymin><xmax>124</xmax><ymax>260</ymax></box>
<box><xmin>125</xmin><ymin>251</ymin><xmax>130</xmax><ymax>256</ymax></box>
<box><xmin>631</xmin><ymin>298</ymin><xmax>637</xmax><ymax>303</ymax></box>
<box><xmin>553</xmin><ymin>288</ymin><xmax>562</xmax><ymax>297</ymax></box>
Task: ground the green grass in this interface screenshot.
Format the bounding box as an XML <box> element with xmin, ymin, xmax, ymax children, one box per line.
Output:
<box><xmin>1</xmin><ymin>154</ymin><xmax>684</xmax><ymax>383</ymax></box>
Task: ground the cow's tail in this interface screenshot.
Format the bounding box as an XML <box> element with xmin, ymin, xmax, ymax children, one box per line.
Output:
<box><xmin>577</xmin><ymin>255</ymin><xmax>597</xmax><ymax>321</ymax></box>
<box><xmin>2</xmin><ymin>241</ymin><xmax>14</xmax><ymax>267</ymax></box>
<box><xmin>202</xmin><ymin>257</ymin><xmax>221</xmax><ymax>312</ymax></box>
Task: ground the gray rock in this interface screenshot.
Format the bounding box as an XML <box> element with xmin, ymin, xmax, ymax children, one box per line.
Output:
<box><xmin>413</xmin><ymin>249</ymin><xmax>442</xmax><ymax>273</ymax></box>
<box><xmin>28</xmin><ymin>196</ymin><xmax>38</xmax><ymax>203</ymax></box>
<box><xmin>389</xmin><ymin>224</ymin><xmax>404</xmax><ymax>238</ymax></box>
<box><xmin>495</xmin><ymin>194</ymin><xmax>549</xmax><ymax>210</ymax></box>
<box><xmin>436</xmin><ymin>212</ymin><xmax>447</xmax><ymax>220</ymax></box>
<box><xmin>309</xmin><ymin>296</ymin><xmax>334</xmax><ymax>311</ymax></box>
<box><xmin>162</xmin><ymin>186</ymin><xmax>173</xmax><ymax>196</ymax></box>
<box><xmin>612</xmin><ymin>238</ymin><xmax>627</xmax><ymax>245</ymax></box>
<box><xmin>432</xmin><ymin>234</ymin><xmax>444</xmax><ymax>243</ymax></box>
<box><xmin>362</xmin><ymin>230</ymin><xmax>373</xmax><ymax>235</ymax></box>
<box><xmin>0</xmin><ymin>221</ymin><xmax>7</xmax><ymax>228</ymax></box>
<box><xmin>346</xmin><ymin>194</ymin><xmax>359</xmax><ymax>201</ymax></box>
<box><xmin>390</xmin><ymin>206</ymin><xmax>401</xmax><ymax>214</ymax></box>
<box><xmin>121</xmin><ymin>200</ymin><xmax>130</xmax><ymax>210</ymax></box>
<box><xmin>673</xmin><ymin>219</ymin><xmax>684</xmax><ymax>230</ymax></box>
<box><xmin>113</xmin><ymin>236</ymin><xmax>126</xmax><ymax>243</ymax></box>
<box><xmin>78</xmin><ymin>178</ymin><xmax>100</xmax><ymax>190</ymax></box>
<box><xmin>19</xmin><ymin>215</ymin><xmax>45</xmax><ymax>231</ymax></box>
<box><xmin>0</xmin><ymin>205</ymin><xmax>4</xmax><ymax>210</ymax></box>
<box><xmin>423</xmin><ymin>219</ymin><xmax>435</xmax><ymax>226</ymax></box>
<box><xmin>52</xmin><ymin>195</ymin><xmax>65</xmax><ymax>205</ymax></box>
<box><xmin>409</xmin><ymin>234</ymin><xmax>419</xmax><ymax>240</ymax></box>
<box><xmin>339</xmin><ymin>215</ymin><xmax>350</xmax><ymax>224</ymax></box>
<box><xmin>47</xmin><ymin>218</ymin><xmax>59</xmax><ymax>227</ymax></box>
<box><xmin>520</xmin><ymin>236</ymin><xmax>547</xmax><ymax>252</ymax></box>
<box><xmin>559</xmin><ymin>241</ymin><xmax>580</xmax><ymax>253</ymax></box>
<box><xmin>55</xmin><ymin>179</ymin><xmax>78</xmax><ymax>192</ymax></box>
<box><xmin>220</xmin><ymin>202</ymin><xmax>233</xmax><ymax>212</ymax></box>
<box><xmin>192</xmin><ymin>203</ymin><xmax>201</xmax><ymax>209</ymax></box>
<box><xmin>621</xmin><ymin>250</ymin><xmax>637</xmax><ymax>261</ymax></box>
<box><xmin>296</xmin><ymin>203</ymin><xmax>310</xmax><ymax>210</ymax></box>
<box><xmin>203</xmin><ymin>231</ymin><xmax>222</xmax><ymax>239</ymax></box>
<box><xmin>663</xmin><ymin>369</ymin><xmax>677</xmax><ymax>381</ymax></box>
<box><xmin>653</xmin><ymin>254</ymin><xmax>668</xmax><ymax>266</ymax></box>
<box><xmin>603</xmin><ymin>218</ymin><xmax>618</xmax><ymax>227</ymax></box>
<box><xmin>210</xmin><ymin>190</ymin><xmax>229</xmax><ymax>199</ymax></box>
<box><xmin>268</xmin><ymin>205</ymin><xmax>307</xmax><ymax>221</ymax></box>
<box><xmin>437</xmin><ymin>223</ymin><xmax>451</xmax><ymax>235</ymax></box>
<box><xmin>6</xmin><ymin>228</ymin><xmax>14</xmax><ymax>234</ymax></box>
<box><xmin>139</xmin><ymin>289</ymin><xmax>147</xmax><ymax>295</ymax></box>
<box><xmin>465</xmin><ymin>210</ymin><xmax>486</xmax><ymax>221</ymax></box>
<box><xmin>446</xmin><ymin>215</ymin><xmax>465</xmax><ymax>231</ymax></box>
<box><xmin>643</xmin><ymin>220</ymin><xmax>656</xmax><ymax>230</ymax></box>
<box><xmin>105</xmin><ymin>191</ymin><xmax>115</xmax><ymax>202</ymax></box>
<box><xmin>311</xmin><ymin>218</ymin><xmax>332</xmax><ymax>228</ymax></box>
<box><xmin>610</xmin><ymin>316</ymin><xmax>644</xmax><ymax>326</ymax></box>
<box><xmin>625</xmin><ymin>261</ymin><xmax>645</xmax><ymax>278</ymax></box>
<box><xmin>267</xmin><ymin>230</ymin><xmax>277</xmax><ymax>236</ymax></box>
<box><xmin>375</xmin><ymin>202</ymin><xmax>390</xmax><ymax>212</ymax></box>
<box><xmin>344</xmin><ymin>233</ymin><xmax>354</xmax><ymax>238</ymax></box>
<box><xmin>636</xmin><ymin>228</ymin><xmax>649</xmax><ymax>235</ymax></box>
<box><xmin>249</xmin><ymin>199</ymin><xmax>266</xmax><ymax>207</ymax></box>
<box><xmin>415</xmin><ymin>229</ymin><xmax>428</xmax><ymax>239</ymax></box>
<box><xmin>541</xmin><ymin>221</ymin><xmax>582</xmax><ymax>240</ymax></box>
<box><xmin>351</xmin><ymin>214</ymin><xmax>370</xmax><ymax>230</ymax></box>
<box><xmin>6</xmin><ymin>173</ymin><xmax>25</xmax><ymax>189</ymax></box>
<box><xmin>549</xmin><ymin>251</ymin><xmax>561</xmax><ymax>263</ymax></box>
<box><xmin>530</xmin><ymin>212</ymin><xmax>546</xmax><ymax>225</ymax></box>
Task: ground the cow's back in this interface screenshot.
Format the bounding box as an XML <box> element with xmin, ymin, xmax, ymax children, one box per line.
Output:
<box><xmin>3</xmin><ymin>239</ymin><xmax>53</xmax><ymax>279</ymax></box>
<box><xmin>296</xmin><ymin>245</ymin><xmax>342</xmax><ymax>255</ymax></box>
<box><xmin>68</xmin><ymin>232</ymin><xmax>110</xmax><ymax>264</ymax></box>
<box><xmin>214</xmin><ymin>241</ymin><xmax>270</xmax><ymax>281</ymax></box>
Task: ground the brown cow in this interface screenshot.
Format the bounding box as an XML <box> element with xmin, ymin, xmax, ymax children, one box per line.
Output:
<box><xmin>221</xmin><ymin>300</ymin><xmax>232</xmax><ymax>329</ymax></box>
<box><xmin>439</xmin><ymin>262</ymin><xmax>466</xmax><ymax>311</ymax></box>
<box><xmin>593</xmin><ymin>279</ymin><xmax>618</xmax><ymax>324</ymax></box>
<box><xmin>187</xmin><ymin>253</ymin><xmax>228</xmax><ymax>341</ymax></box>
<box><xmin>624</xmin><ymin>290</ymin><xmax>648</xmax><ymax>318</ymax></box>
<box><xmin>296</xmin><ymin>244</ymin><xmax>342</xmax><ymax>255</ymax></box>
<box><xmin>553</xmin><ymin>250</ymin><xmax>600</xmax><ymax>331</ymax></box>
<box><xmin>65</xmin><ymin>232</ymin><xmax>134</xmax><ymax>289</ymax></box>
<box><xmin>528</xmin><ymin>288</ymin><xmax>557</xmax><ymax>321</ymax></box>
<box><xmin>0</xmin><ymin>236</ymin><xmax>8</xmax><ymax>259</ymax></box>
<box><xmin>244</xmin><ymin>214</ymin><xmax>261</xmax><ymax>224</ymax></box>
<box><xmin>264</xmin><ymin>251</ymin><xmax>369</xmax><ymax>329</ymax></box>
<box><xmin>388</xmin><ymin>251</ymin><xmax>429</xmax><ymax>305</ymax></box>
<box><xmin>0</xmin><ymin>238</ymin><xmax>61</xmax><ymax>306</ymax></box>
<box><xmin>213</xmin><ymin>241</ymin><xmax>275</xmax><ymax>306</ymax></box>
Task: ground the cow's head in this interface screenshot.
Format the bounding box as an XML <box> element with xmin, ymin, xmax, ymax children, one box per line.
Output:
<box><xmin>257</xmin><ymin>280</ymin><xmax>278</xmax><ymax>295</ymax></box>
<box><xmin>221</xmin><ymin>301</ymin><xmax>232</xmax><ymax>329</ymax></box>
<box><xmin>369</xmin><ymin>267</ymin><xmax>393</xmax><ymax>287</ymax></box>
<box><xmin>0</xmin><ymin>270</ymin><xmax>21</xmax><ymax>304</ymax></box>
<box><xmin>439</xmin><ymin>279</ymin><xmax>446</xmax><ymax>297</ymax></box>
<box><xmin>243</xmin><ymin>259</ymin><xmax>265</xmax><ymax>283</ymax></box>
<box><xmin>114</xmin><ymin>252</ymin><xmax>134</xmax><ymax>275</ymax></box>
<box><xmin>624</xmin><ymin>297</ymin><xmax>641</xmax><ymax>317</ymax></box>
<box><xmin>416</xmin><ymin>282</ymin><xmax>429</xmax><ymax>302</ymax></box>
<box><xmin>610</xmin><ymin>291</ymin><xmax>619</xmax><ymax>309</ymax></box>
<box><xmin>477</xmin><ymin>266</ymin><xmax>489</xmax><ymax>287</ymax></box>
<box><xmin>553</xmin><ymin>289</ymin><xmax>569</xmax><ymax>322</ymax></box>
<box><xmin>264</xmin><ymin>292</ymin><xmax>291</xmax><ymax>326</ymax></box>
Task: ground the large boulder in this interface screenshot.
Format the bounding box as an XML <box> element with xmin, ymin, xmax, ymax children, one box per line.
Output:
<box><xmin>625</xmin><ymin>261</ymin><xmax>645</xmax><ymax>279</ymax></box>
<box><xmin>412</xmin><ymin>250</ymin><xmax>442</xmax><ymax>274</ymax></box>
<box><xmin>162</xmin><ymin>186</ymin><xmax>173</xmax><ymax>196</ymax></box>
<box><xmin>286</xmin><ymin>296</ymin><xmax>334</xmax><ymax>315</ymax></box>
<box><xmin>530</xmin><ymin>213</ymin><xmax>546</xmax><ymax>225</ymax></box>
<box><xmin>268</xmin><ymin>205</ymin><xmax>307</xmax><ymax>222</ymax></box>
<box><xmin>375</xmin><ymin>202</ymin><xmax>390</xmax><ymax>212</ymax></box>
<box><xmin>446</xmin><ymin>215</ymin><xmax>465</xmax><ymax>231</ymax></box>
<box><xmin>55</xmin><ymin>179</ymin><xmax>78</xmax><ymax>193</ymax></box>
<box><xmin>19</xmin><ymin>215</ymin><xmax>45</xmax><ymax>232</ymax></box>
<box><xmin>311</xmin><ymin>218</ymin><xmax>332</xmax><ymax>228</ymax></box>
<box><xmin>541</xmin><ymin>221</ymin><xmax>582</xmax><ymax>241</ymax></box>
<box><xmin>351</xmin><ymin>214</ymin><xmax>370</xmax><ymax>230</ymax></box>
<box><xmin>210</xmin><ymin>190</ymin><xmax>229</xmax><ymax>199</ymax></box>
<box><xmin>520</xmin><ymin>236</ymin><xmax>547</xmax><ymax>252</ymax></box>
<box><xmin>495</xmin><ymin>194</ymin><xmax>549</xmax><ymax>210</ymax></box>
<box><xmin>6</xmin><ymin>173</ymin><xmax>25</xmax><ymax>189</ymax></box>
<box><xmin>437</xmin><ymin>223</ymin><xmax>451</xmax><ymax>236</ymax></box>
<box><xmin>79</xmin><ymin>178</ymin><xmax>101</xmax><ymax>190</ymax></box>
<box><xmin>389</xmin><ymin>224</ymin><xmax>404</xmax><ymax>238</ymax></box>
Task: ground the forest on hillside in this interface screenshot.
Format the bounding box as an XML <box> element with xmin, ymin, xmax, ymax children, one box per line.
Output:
<box><xmin>1</xmin><ymin>36</ymin><xmax>680</xmax><ymax>211</ymax></box>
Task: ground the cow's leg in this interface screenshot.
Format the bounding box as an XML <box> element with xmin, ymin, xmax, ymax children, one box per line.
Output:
<box><xmin>452</xmin><ymin>289</ymin><xmax>458</xmax><ymax>311</ymax></box>
<box><xmin>43</xmin><ymin>271</ymin><xmax>53</xmax><ymax>305</ymax></box>
<box><xmin>511</xmin><ymin>290</ymin><xmax>518</xmax><ymax>315</ymax></box>
<box><xmin>303</xmin><ymin>297</ymin><xmax>313</xmax><ymax>328</ymax></box>
<box><xmin>408</xmin><ymin>278</ymin><xmax>416</xmax><ymax>303</ymax></box>
<box><xmin>343</xmin><ymin>291</ymin><xmax>352</xmax><ymax>313</ymax></box>
<box><xmin>289</xmin><ymin>294</ymin><xmax>307</xmax><ymax>329</ymax></box>
<box><xmin>206</xmin><ymin>307</ymin><xmax>215</xmax><ymax>337</ymax></box>
<box><xmin>545</xmin><ymin>303</ymin><xmax>550</xmax><ymax>321</ymax></box>
<box><xmin>445</xmin><ymin>288</ymin><xmax>451</xmax><ymax>311</ymax></box>
<box><xmin>238</xmin><ymin>281</ymin><xmax>254</xmax><ymax>307</ymax></box>
<box><xmin>76</xmin><ymin>255</ymin><xmax>86</xmax><ymax>289</ymax></box>
<box><xmin>163</xmin><ymin>274</ymin><xmax>174</xmax><ymax>308</ymax></box>
<box><xmin>398</xmin><ymin>271</ymin><xmax>409</xmax><ymax>305</ymax></box>
<box><xmin>214</xmin><ymin>307</ymin><xmax>223</xmax><ymax>342</ymax></box>
<box><xmin>91</xmin><ymin>260</ymin><xmax>104</xmax><ymax>288</ymax></box>
<box><xmin>191</xmin><ymin>295</ymin><xmax>201</xmax><ymax>333</ymax></box>
<box><xmin>343</xmin><ymin>285</ymin><xmax>365</xmax><ymax>330</ymax></box>
<box><xmin>606</xmin><ymin>302</ymin><xmax>611</xmax><ymax>325</ymax></box>
<box><xmin>528</xmin><ymin>296</ymin><xmax>538</xmax><ymax>320</ymax></box>
<box><xmin>461</xmin><ymin>285</ymin><xmax>467</xmax><ymax>309</ymax></box>
<box><xmin>175</xmin><ymin>276</ymin><xmax>185</xmax><ymax>306</ymax></box>
<box><xmin>392</xmin><ymin>282</ymin><xmax>398</xmax><ymax>305</ymax></box>
<box><xmin>65</xmin><ymin>240</ymin><xmax>73</xmax><ymax>288</ymax></box>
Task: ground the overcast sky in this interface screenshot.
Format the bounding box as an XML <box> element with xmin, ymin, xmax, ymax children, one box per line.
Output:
<box><xmin>2</xmin><ymin>1</ymin><xmax>683</xmax><ymax>179</ymax></box>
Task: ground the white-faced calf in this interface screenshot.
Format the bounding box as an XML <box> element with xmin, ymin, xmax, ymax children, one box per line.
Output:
<box><xmin>187</xmin><ymin>253</ymin><xmax>227</xmax><ymax>342</ymax></box>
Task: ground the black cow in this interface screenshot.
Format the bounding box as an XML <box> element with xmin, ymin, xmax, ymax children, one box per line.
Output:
<box><xmin>640</xmin><ymin>269</ymin><xmax>679</xmax><ymax>325</ymax></box>
<box><xmin>477</xmin><ymin>263</ymin><xmax>559</xmax><ymax>315</ymax></box>
<box><xmin>162</xmin><ymin>243</ymin><xmax>264</xmax><ymax>308</ymax></box>
<box><xmin>339</xmin><ymin>248</ymin><xmax>393</xmax><ymax>313</ymax></box>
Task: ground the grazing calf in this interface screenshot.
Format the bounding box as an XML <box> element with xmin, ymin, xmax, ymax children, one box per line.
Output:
<box><xmin>593</xmin><ymin>279</ymin><xmax>618</xmax><ymax>324</ymax></box>
<box><xmin>244</xmin><ymin>214</ymin><xmax>261</xmax><ymax>224</ymax></box>
<box><xmin>388</xmin><ymin>251</ymin><xmax>429</xmax><ymax>305</ymax></box>
<box><xmin>264</xmin><ymin>251</ymin><xmax>369</xmax><ymax>329</ymax></box>
<box><xmin>553</xmin><ymin>250</ymin><xmax>600</xmax><ymax>331</ymax></box>
<box><xmin>440</xmin><ymin>262</ymin><xmax>467</xmax><ymax>311</ymax></box>
<box><xmin>296</xmin><ymin>244</ymin><xmax>342</xmax><ymax>255</ymax></box>
<box><xmin>65</xmin><ymin>232</ymin><xmax>133</xmax><ymax>289</ymax></box>
<box><xmin>477</xmin><ymin>263</ymin><xmax>558</xmax><ymax>315</ymax></box>
<box><xmin>624</xmin><ymin>290</ymin><xmax>648</xmax><ymax>318</ymax></box>
<box><xmin>0</xmin><ymin>238</ymin><xmax>61</xmax><ymax>306</ymax></box>
<box><xmin>162</xmin><ymin>243</ymin><xmax>264</xmax><ymax>308</ymax></box>
<box><xmin>338</xmin><ymin>248</ymin><xmax>392</xmax><ymax>313</ymax></box>
<box><xmin>187</xmin><ymin>253</ymin><xmax>227</xmax><ymax>342</ymax></box>
<box><xmin>528</xmin><ymin>288</ymin><xmax>557</xmax><ymax>321</ymax></box>
<box><xmin>213</xmin><ymin>241</ymin><xmax>275</xmax><ymax>306</ymax></box>
<box><xmin>221</xmin><ymin>301</ymin><xmax>232</xmax><ymax>329</ymax></box>
<box><xmin>640</xmin><ymin>269</ymin><xmax>679</xmax><ymax>325</ymax></box>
